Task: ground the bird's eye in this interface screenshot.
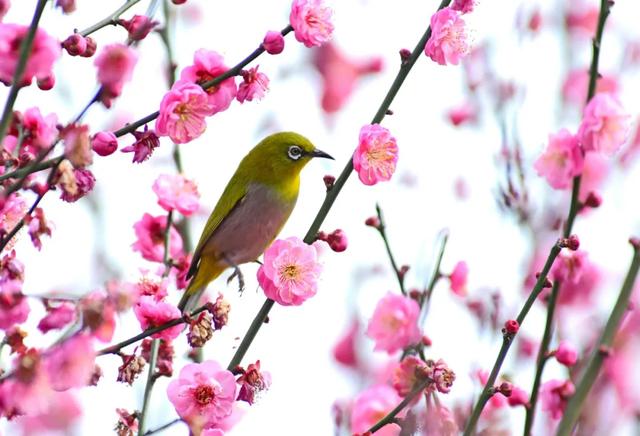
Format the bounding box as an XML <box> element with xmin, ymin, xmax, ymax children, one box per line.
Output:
<box><xmin>287</xmin><ymin>145</ymin><xmax>303</xmax><ymax>160</ymax></box>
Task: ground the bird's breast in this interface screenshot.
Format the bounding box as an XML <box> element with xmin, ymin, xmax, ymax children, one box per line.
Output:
<box><xmin>201</xmin><ymin>182</ymin><xmax>297</xmax><ymax>265</ymax></box>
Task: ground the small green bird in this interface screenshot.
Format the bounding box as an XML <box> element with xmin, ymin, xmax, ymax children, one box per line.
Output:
<box><xmin>178</xmin><ymin>131</ymin><xmax>333</xmax><ymax>311</ymax></box>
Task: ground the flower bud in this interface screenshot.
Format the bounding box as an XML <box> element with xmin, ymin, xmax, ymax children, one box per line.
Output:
<box><xmin>37</xmin><ymin>75</ymin><xmax>55</xmax><ymax>91</ymax></box>
<box><xmin>262</xmin><ymin>30</ymin><xmax>285</xmax><ymax>55</ymax></box>
<box><xmin>584</xmin><ymin>191</ymin><xmax>602</xmax><ymax>208</ymax></box>
<box><xmin>399</xmin><ymin>48</ymin><xmax>411</xmax><ymax>64</ymax></box>
<box><xmin>327</xmin><ymin>229</ymin><xmax>348</xmax><ymax>252</ymax></box>
<box><xmin>80</xmin><ymin>36</ymin><xmax>97</xmax><ymax>58</ymax></box>
<box><xmin>323</xmin><ymin>174</ymin><xmax>335</xmax><ymax>190</ymax></box>
<box><xmin>62</xmin><ymin>34</ymin><xmax>87</xmax><ymax>56</ymax></box>
<box><xmin>554</xmin><ymin>341</ymin><xmax>578</xmax><ymax>366</ymax></box>
<box><xmin>504</xmin><ymin>319</ymin><xmax>519</xmax><ymax>334</ymax></box>
<box><xmin>172</xmin><ymin>0</ymin><xmax>187</xmax><ymax>4</ymax></box>
<box><xmin>559</xmin><ymin>234</ymin><xmax>580</xmax><ymax>251</ymax></box>
<box><xmin>498</xmin><ymin>381</ymin><xmax>513</xmax><ymax>397</ymax></box>
<box><xmin>119</xmin><ymin>15</ymin><xmax>158</xmax><ymax>41</ymax></box>
<box><xmin>91</xmin><ymin>131</ymin><xmax>118</xmax><ymax>156</ymax></box>
<box><xmin>365</xmin><ymin>216</ymin><xmax>380</xmax><ymax>228</ymax></box>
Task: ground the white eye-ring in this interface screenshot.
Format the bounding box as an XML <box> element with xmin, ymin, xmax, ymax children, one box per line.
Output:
<box><xmin>287</xmin><ymin>145</ymin><xmax>303</xmax><ymax>160</ymax></box>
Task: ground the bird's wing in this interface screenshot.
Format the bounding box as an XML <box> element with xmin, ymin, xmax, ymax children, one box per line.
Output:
<box><xmin>186</xmin><ymin>181</ymin><xmax>248</xmax><ymax>280</ymax></box>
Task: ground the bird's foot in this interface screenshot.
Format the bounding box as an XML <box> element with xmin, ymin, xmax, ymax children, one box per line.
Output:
<box><xmin>223</xmin><ymin>255</ymin><xmax>245</xmax><ymax>294</ymax></box>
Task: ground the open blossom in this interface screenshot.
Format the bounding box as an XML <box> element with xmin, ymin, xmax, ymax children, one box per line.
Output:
<box><xmin>425</xmin><ymin>8</ymin><xmax>470</xmax><ymax>66</ymax></box>
<box><xmin>167</xmin><ymin>360</ymin><xmax>237</xmax><ymax>430</ymax></box>
<box><xmin>78</xmin><ymin>290</ymin><xmax>116</xmax><ymax>342</ymax></box>
<box><xmin>236</xmin><ymin>66</ymin><xmax>269</xmax><ymax>103</ymax></box>
<box><xmin>44</xmin><ymin>333</ymin><xmax>95</xmax><ymax>391</ymax></box>
<box><xmin>0</xmin><ymin>193</ymin><xmax>26</xmax><ymax>234</ymax></box>
<box><xmin>577</xmin><ymin>93</ymin><xmax>630</xmax><ymax>155</ymax></box>
<box><xmin>533</xmin><ymin>129</ymin><xmax>583</xmax><ymax>190</ymax></box>
<box><xmin>561</xmin><ymin>69</ymin><xmax>618</xmax><ymax>105</ymax></box>
<box><xmin>22</xmin><ymin>107</ymin><xmax>58</xmax><ymax>150</ymax></box>
<box><xmin>236</xmin><ymin>360</ymin><xmax>271</xmax><ymax>405</ymax></box>
<box><xmin>312</xmin><ymin>43</ymin><xmax>383</xmax><ymax>114</ymax></box>
<box><xmin>59</xmin><ymin>167</ymin><xmax>95</xmax><ymax>203</ymax></box>
<box><xmin>289</xmin><ymin>0</ymin><xmax>334</xmax><ymax>48</ymax></box>
<box><xmin>135</xmin><ymin>275</ymin><xmax>169</xmax><ymax>301</ymax></box>
<box><xmin>37</xmin><ymin>302</ymin><xmax>76</xmax><ymax>333</ymax></box>
<box><xmin>579</xmin><ymin>151</ymin><xmax>609</xmax><ymax>202</ymax></box>
<box><xmin>180</xmin><ymin>49</ymin><xmax>237</xmax><ymax>113</ymax></box>
<box><xmin>153</xmin><ymin>174</ymin><xmax>200</xmax><ymax>216</ymax></box>
<box><xmin>156</xmin><ymin>80</ymin><xmax>214</xmax><ymax>144</ymax></box>
<box><xmin>257</xmin><ymin>237</ymin><xmax>323</xmax><ymax>306</ymax></box>
<box><xmin>0</xmin><ymin>24</ymin><xmax>60</xmax><ymax>86</ymax></box>
<box><xmin>541</xmin><ymin>379</ymin><xmax>575</xmax><ymax>419</ymax></box>
<box><xmin>0</xmin><ymin>252</ymin><xmax>29</xmax><ymax>330</ymax></box>
<box><xmin>121</xmin><ymin>126</ymin><xmax>160</xmax><ymax>163</ymax></box>
<box><xmin>366</xmin><ymin>293</ymin><xmax>421</xmax><ymax>354</ymax></box>
<box><xmin>94</xmin><ymin>43</ymin><xmax>137</xmax><ymax>91</ymax></box>
<box><xmin>119</xmin><ymin>14</ymin><xmax>158</xmax><ymax>41</ymax></box>
<box><xmin>449</xmin><ymin>261</ymin><xmax>468</xmax><ymax>296</ymax></box>
<box><xmin>447</xmin><ymin>102</ymin><xmax>477</xmax><ymax>126</ymax></box>
<box><xmin>353</xmin><ymin>124</ymin><xmax>398</xmax><ymax>186</ymax></box>
<box><xmin>392</xmin><ymin>355</ymin><xmax>428</xmax><ymax>397</ymax></box>
<box><xmin>133</xmin><ymin>295</ymin><xmax>183</xmax><ymax>340</ymax></box>
<box><xmin>132</xmin><ymin>213</ymin><xmax>184</xmax><ymax>262</ymax></box>
<box><xmin>351</xmin><ymin>385</ymin><xmax>403</xmax><ymax>436</ymax></box>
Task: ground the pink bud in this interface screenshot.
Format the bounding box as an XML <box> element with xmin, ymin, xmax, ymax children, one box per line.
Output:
<box><xmin>63</xmin><ymin>34</ymin><xmax>87</xmax><ymax>56</ymax></box>
<box><xmin>504</xmin><ymin>319</ymin><xmax>519</xmax><ymax>334</ymax></box>
<box><xmin>37</xmin><ymin>75</ymin><xmax>55</xmax><ymax>91</ymax></box>
<box><xmin>559</xmin><ymin>234</ymin><xmax>580</xmax><ymax>251</ymax></box>
<box><xmin>56</xmin><ymin>0</ymin><xmax>76</xmax><ymax>13</ymax></box>
<box><xmin>91</xmin><ymin>131</ymin><xmax>118</xmax><ymax>156</ymax></box>
<box><xmin>263</xmin><ymin>31</ymin><xmax>285</xmax><ymax>55</ymax></box>
<box><xmin>323</xmin><ymin>174</ymin><xmax>335</xmax><ymax>190</ymax></box>
<box><xmin>555</xmin><ymin>341</ymin><xmax>578</xmax><ymax>367</ymax></box>
<box><xmin>584</xmin><ymin>191</ymin><xmax>602</xmax><ymax>208</ymax></box>
<box><xmin>498</xmin><ymin>381</ymin><xmax>513</xmax><ymax>397</ymax></box>
<box><xmin>327</xmin><ymin>229</ymin><xmax>348</xmax><ymax>252</ymax></box>
<box><xmin>421</xmin><ymin>335</ymin><xmax>432</xmax><ymax>347</ymax></box>
<box><xmin>365</xmin><ymin>216</ymin><xmax>380</xmax><ymax>228</ymax></box>
<box><xmin>80</xmin><ymin>36</ymin><xmax>97</xmax><ymax>58</ymax></box>
<box><xmin>399</xmin><ymin>48</ymin><xmax>411</xmax><ymax>63</ymax></box>
<box><xmin>172</xmin><ymin>0</ymin><xmax>187</xmax><ymax>3</ymax></box>
<box><xmin>120</xmin><ymin>15</ymin><xmax>158</xmax><ymax>41</ymax></box>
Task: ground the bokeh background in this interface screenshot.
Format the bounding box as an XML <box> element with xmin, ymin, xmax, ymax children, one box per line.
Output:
<box><xmin>2</xmin><ymin>0</ymin><xmax>640</xmax><ymax>434</ymax></box>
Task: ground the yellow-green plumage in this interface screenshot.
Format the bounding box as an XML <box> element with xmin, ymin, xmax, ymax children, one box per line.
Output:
<box><xmin>178</xmin><ymin>131</ymin><xmax>333</xmax><ymax>311</ymax></box>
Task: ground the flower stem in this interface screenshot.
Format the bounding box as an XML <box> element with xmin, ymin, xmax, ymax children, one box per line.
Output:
<box><xmin>143</xmin><ymin>418</ymin><xmax>180</xmax><ymax>435</ymax></box>
<box><xmin>0</xmin><ymin>157</ymin><xmax>59</xmax><ymax>183</ymax></box>
<box><xmin>523</xmin><ymin>281</ymin><xmax>560</xmax><ymax>436</ymax></box>
<box><xmin>225</xmin><ymin>0</ymin><xmax>453</xmax><ymax>373</ymax></box>
<box><xmin>79</xmin><ymin>0</ymin><xmax>144</xmax><ymax>37</ymax></box>
<box><xmin>556</xmin><ymin>241</ymin><xmax>640</xmax><ymax>435</ymax></box>
<box><xmin>374</xmin><ymin>203</ymin><xmax>407</xmax><ymax>295</ymax></box>
<box><xmin>422</xmin><ymin>230</ymin><xmax>449</xmax><ymax>308</ymax></box>
<box><xmin>137</xmin><ymin>338</ymin><xmax>159</xmax><ymax>436</ymax></box>
<box><xmin>0</xmin><ymin>0</ymin><xmax>49</xmax><ymax>148</ymax></box>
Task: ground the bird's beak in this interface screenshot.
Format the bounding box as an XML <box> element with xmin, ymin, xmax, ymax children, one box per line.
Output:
<box><xmin>310</xmin><ymin>148</ymin><xmax>334</xmax><ymax>160</ymax></box>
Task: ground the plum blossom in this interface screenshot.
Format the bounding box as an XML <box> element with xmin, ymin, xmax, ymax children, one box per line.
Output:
<box><xmin>366</xmin><ymin>293</ymin><xmax>421</xmax><ymax>354</ymax></box>
<box><xmin>353</xmin><ymin>124</ymin><xmax>398</xmax><ymax>186</ymax></box>
<box><xmin>119</xmin><ymin>15</ymin><xmax>158</xmax><ymax>41</ymax></box>
<box><xmin>132</xmin><ymin>213</ymin><xmax>184</xmax><ymax>263</ymax></box>
<box><xmin>156</xmin><ymin>80</ymin><xmax>214</xmax><ymax>144</ymax></box>
<box><xmin>449</xmin><ymin>261</ymin><xmax>468</xmax><ymax>296</ymax></box>
<box><xmin>351</xmin><ymin>384</ymin><xmax>403</xmax><ymax>436</ymax></box>
<box><xmin>62</xmin><ymin>123</ymin><xmax>92</xmax><ymax>168</ymax></box>
<box><xmin>452</xmin><ymin>0</ymin><xmax>476</xmax><ymax>14</ymax></box>
<box><xmin>257</xmin><ymin>237</ymin><xmax>323</xmax><ymax>306</ymax></box>
<box><xmin>289</xmin><ymin>0</ymin><xmax>334</xmax><ymax>48</ymax></box>
<box><xmin>555</xmin><ymin>341</ymin><xmax>578</xmax><ymax>367</ymax></box>
<box><xmin>0</xmin><ymin>252</ymin><xmax>29</xmax><ymax>330</ymax></box>
<box><xmin>392</xmin><ymin>355</ymin><xmax>428</xmax><ymax>397</ymax></box>
<box><xmin>236</xmin><ymin>66</ymin><xmax>269</xmax><ymax>103</ymax></box>
<box><xmin>0</xmin><ymin>24</ymin><xmax>60</xmax><ymax>86</ymax></box>
<box><xmin>533</xmin><ymin>129</ymin><xmax>583</xmax><ymax>190</ymax></box>
<box><xmin>236</xmin><ymin>360</ymin><xmax>271</xmax><ymax>405</ymax></box>
<box><xmin>153</xmin><ymin>173</ymin><xmax>200</xmax><ymax>216</ymax></box>
<box><xmin>577</xmin><ymin>93</ymin><xmax>630</xmax><ymax>155</ymax></box>
<box><xmin>333</xmin><ymin>319</ymin><xmax>359</xmax><ymax>368</ymax></box>
<box><xmin>121</xmin><ymin>126</ymin><xmax>160</xmax><ymax>163</ymax></box>
<box><xmin>541</xmin><ymin>379</ymin><xmax>575</xmax><ymax>419</ymax></box>
<box><xmin>262</xmin><ymin>31</ymin><xmax>284</xmax><ymax>54</ymax></box>
<box><xmin>562</xmin><ymin>69</ymin><xmax>618</xmax><ymax>105</ymax></box>
<box><xmin>180</xmin><ymin>49</ymin><xmax>237</xmax><ymax>113</ymax></box>
<box><xmin>91</xmin><ymin>131</ymin><xmax>118</xmax><ymax>156</ymax></box>
<box><xmin>94</xmin><ymin>43</ymin><xmax>138</xmax><ymax>106</ymax></box>
<box><xmin>167</xmin><ymin>360</ymin><xmax>237</xmax><ymax>431</ymax></box>
<box><xmin>22</xmin><ymin>107</ymin><xmax>58</xmax><ymax>150</ymax></box>
<box><xmin>425</xmin><ymin>8</ymin><xmax>470</xmax><ymax>66</ymax></box>
<box><xmin>133</xmin><ymin>295</ymin><xmax>183</xmax><ymax>341</ymax></box>
<box><xmin>78</xmin><ymin>290</ymin><xmax>116</xmax><ymax>342</ymax></box>
<box><xmin>44</xmin><ymin>333</ymin><xmax>95</xmax><ymax>391</ymax></box>
<box><xmin>0</xmin><ymin>193</ymin><xmax>26</xmax><ymax>235</ymax></box>
<box><xmin>59</xmin><ymin>167</ymin><xmax>95</xmax><ymax>203</ymax></box>
<box><xmin>37</xmin><ymin>301</ymin><xmax>75</xmax><ymax>333</ymax></box>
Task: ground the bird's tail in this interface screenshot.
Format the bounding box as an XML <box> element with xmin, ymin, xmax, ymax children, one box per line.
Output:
<box><xmin>178</xmin><ymin>257</ymin><xmax>226</xmax><ymax>312</ymax></box>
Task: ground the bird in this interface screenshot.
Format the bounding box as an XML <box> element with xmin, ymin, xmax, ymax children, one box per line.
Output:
<box><xmin>178</xmin><ymin>131</ymin><xmax>333</xmax><ymax>311</ymax></box>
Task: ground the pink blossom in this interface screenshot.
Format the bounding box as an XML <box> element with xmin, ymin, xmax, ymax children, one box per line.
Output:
<box><xmin>257</xmin><ymin>237</ymin><xmax>323</xmax><ymax>306</ymax></box>
<box><xmin>0</xmin><ymin>24</ymin><xmax>60</xmax><ymax>86</ymax></box>
<box><xmin>59</xmin><ymin>167</ymin><xmax>95</xmax><ymax>203</ymax></box>
<box><xmin>19</xmin><ymin>390</ymin><xmax>81</xmax><ymax>434</ymax></box>
<box><xmin>121</xmin><ymin>126</ymin><xmax>160</xmax><ymax>163</ymax></box>
<box><xmin>44</xmin><ymin>333</ymin><xmax>95</xmax><ymax>391</ymax></box>
<box><xmin>425</xmin><ymin>8</ymin><xmax>470</xmax><ymax>66</ymax></box>
<box><xmin>0</xmin><ymin>192</ymin><xmax>26</xmax><ymax>234</ymax></box>
<box><xmin>62</xmin><ymin>123</ymin><xmax>93</xmax><ymax>168</ymax></box>
<box><xmin>133</xmin><ymin>295</ymin><xmax>182</xmax><ymax>340</ymax></box>
<box><xmin>0</xmin><ymin>1</ymin><xmax>9</xmax><ymax>22</ymax></box>
<box><xmin>22</xmin><ymin>107</ymin><xmax>58</xmax><ymax>149</ymax></box>
<box><xmin>333</xmin><ymin>319</ymin><xmax>359</xmax><ymax>368</ymax></box>
<box><xmin>423</xmin><ymin>404</ymin><xmax>459</xmax><ymax>435</ymax></box>
<box><xmin>262</xmin><ymin>31</ymin><xmax>285</xmax><ymax>54</ymax></box>
<box><xmin>167</xmin><ymin>360</ymin><xmax>237</xmax><ymax>430</ymax></box>
<box><xmin>555</xmin><ymin>341</ymin><xmax>578</xmax><ymax>367</ymax></box>
<box><xmin>91</xmin><ymin>131</ymin><xmax>118</xmax><ymax>156</ymax></box>
<box><xmin>55</xmin><ymin>0</ymin><xmax>76</xmax><ymax>14</ymax></box>
<box><xmin>561</xmin><ymin>69</ymin><xmax>618</xmax><ymax>106</ymax></box>
<box><xmin>507</xmin><ymin>386</ymin><xmax>530</xmax><ymax>407</ymax></box>
<box><xmin>447</xmin><ymin>102</ymin><xmax>477</xmax><ymax>126</ymax></box>
<box><xmin>78</xmin><ymin>290</ymin><xmax>116</xmax><ymax>342</ymax></box>
<box><xmin>152</xmin><ymin>173</ymin><xmax>200</xmax><ymax>216</ymax></box>
<box><xmin>37</xmin><ymin>302</ymin><xmax>75</xmax><ymax>333</ymax></box>
<box><xmin>565</xmin><ymin>4</ymin><xmax>599</xmax><ymax>36</ymax></box>
<box><xmin>541</xmin><ymin>379</ymin><xmax>575</xmax><ymax>419</ymax></box>
<box><xmin>94</xmin><ymin>43</ymin><xmax>137</xmax><ymax>106</ymax></box>
<box><xmin>156</xmin><ymin>80</ymin><xmax>214</xmax><ymax>144</ymax></box>
<box><xmin>351</xmin><ymin>385</ymin><xmax>403</xmax><ymax>436</ymax></box>
<box><xmin>578</xmin><ymin>151</ymin><xmax>609</xmax><ymax>202</ymax></box>
<box><xmin>236</xmin><ymin>360</ymin><xmax>271</xmax><ymax>405</ymax></box>
<box><xmin>353</xmin><ymin>124</ymin><xmax>399</xmax><ymax>186</ymax></box>
<box><xmin>392</xmin><ymin>355</ymin><xmax>428</xmax><ymax>397</ymax></box>
<box><xmin>180</xmin><ymin>49</ymin><xmax>237</xmax><ymax>113</ymax></box>
<box><xmin>0</xmin><ymin>252</ymin><xmax>29</xmax><ymax>330</ymax></box>
<box><xmin>135</xmin><ymin>275</ymin><xmax>169</xmax><ymax>301</ymax></box>
<box><xmin>533</xmin><ymin>129</ymin><xmax>583</xmax><ymax>190</ymax></box>
<box><xmin>578</xmin><ymin>93</ymin><xmax>630</xmax><ymax>155</ymax></box>
<box><xmin>452</xmin><ymin>0</ymin><xmax>476</xmax><ymax>14</ymax></box>
<box><xmin>119</xmin><ymin>15</ymin><xmax>158</xmax><ymax>41</ymax></box>
<box><xmin>313</xmin><ymin>42</ymin><xmax>383</xmax><ymax>114</ymax></box>
<box><xmin>289</xmin><ymin>0</ymin><xmax>334</xmax><ymax>48</ymax></box>
<box><xmin>132</xmin><ymin>213</ymin><xmax>184</xmax><ymax>263</ymax></box>
<box><xmin>449</xmin><ymin>261</ymin><xmax>468</xmax><ymax>296</ymax></box>
<box><xmin>365</xmin><ymin>293</ymin><xmax>421</xmax><ymax>354</ymax></box>
<box><xmin>236</xmin><ymin>66</ymin><xmax>269</xmax><ymax>103</ymax></box>
<box><xmin>62</xmin><ymin>33</ymin><xmax>87</xmax><ymax>56</ymax></box>
<box><xmin>432</xmin><ymin>359</ymin><xmax>456</xmax><ymax>393</ymax></box>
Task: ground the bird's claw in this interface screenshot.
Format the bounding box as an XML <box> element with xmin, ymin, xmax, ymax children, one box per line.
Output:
<box><xmin>226</xmin><ymin>265</ymin><xmax>245</xmax><ymax>295</ymax></box>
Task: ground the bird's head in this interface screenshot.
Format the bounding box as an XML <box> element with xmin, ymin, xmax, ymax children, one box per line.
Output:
<box><xmin>247</xmin><ymin>131</ymin><xmax>333</xmax><ymax>178</ymax></box>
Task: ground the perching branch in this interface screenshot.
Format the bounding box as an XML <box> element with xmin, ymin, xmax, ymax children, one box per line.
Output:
<box><xmin>374</xmin><ymin>203</ymin><xmax>408</xmax><ymax>295</ymax></box>
<box><xmin>79</xmin><ymin>0</ymin><xmax>144</xmax><ymax>37</ymax></box>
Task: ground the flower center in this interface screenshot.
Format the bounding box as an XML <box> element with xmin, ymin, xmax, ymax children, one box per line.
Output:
<box><xmin>280</xmin><ymin>264</ymin><xmax>300</xmax><ymax>280</ymax></box>
<box><xmin>193</xmin><ymin>385</ymin><xmax>215</xmax><ymax>406</ymax></box>
<box><xmin>174</xmin><ymin>103</ymin><xmax>191</xmax><ymax>121</ymax></box>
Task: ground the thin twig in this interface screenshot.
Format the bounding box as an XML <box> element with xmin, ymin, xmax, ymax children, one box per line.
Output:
<box><xmin>79</xmin><ymin>0</ymin><xmax>144</xmax><ymax>37</ymax></box>
<box><xmin>137</xmin><ymin>338</ymin><xmax>160</xmax><ymax>436</ymax></box>
<box><xmin>374</xmin><ymin>203</ymin><xmax>407</xmax><ymax>295</ymax></box>
<box><xmin>143</xmin><ymin>418</ymin><xmax>181</xmax><ymax>435</ymax></box>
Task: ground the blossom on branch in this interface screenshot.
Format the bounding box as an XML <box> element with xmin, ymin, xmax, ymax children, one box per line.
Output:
<box><xmin>180</xmin><ymin>49</ymin><xmax>237</xmax><ymax>114</ymax></box>
<box><xmin>289</xmin><ymin>0</ymin><xmax>334</xmax><ymax>48</ymax></box>
<box><xmin>366</xmin><ymin>293</ymin><xmax>421</xmax><ymax>354</ymax></box>
<box><xmin>156</xmin><ymin>80</ymin><xmax>214</xmax><ymax>144</ymax></box>
<box><xmin>131</xmin><ymin>213</ymin><xmax>183</xmax><ymax>263</ymax></box>
<box><xmin>153</xmin><ymin>173</ymin><xmax>200</xmax><ymax>216</ymax></box>
<box><xmin>94</xmin><ymin>43</ymin><xmax>138</xmax><ymax>107</ymax></box>
<box><xmin>353</xmin><ymin>124</ymin><xmax>398</xmax><ymax>186</ymax></box>
<box><xmin>578</xmin><ymin>92</ymin><xmax>630</xmax><ymax>155</ymax></box>
<box><xmin>236</xmin><ymin>66</ymin><xmax>269</xmax><ymax>103</ymax></box>
<box><xmin>533</xmin><ymin>129</ymin><xmax>583</xmax><ymax>190</ymax></box>
<box><xmin>425</xmin><ymin>8</ymin><xmax>470</xmax><ymax>66</ymax></box>
<box><xmin>351</xmin><ymin>384</ymin><xmax>403</xmax><ymax>436</ymax></box>
<box><xmin>133</xmin><ymin>295</ymin><xmax>182</xmax><ymax>341</ymax></box>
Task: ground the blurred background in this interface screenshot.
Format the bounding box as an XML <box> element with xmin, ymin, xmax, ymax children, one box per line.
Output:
<box><xmin>2</xmin><ymin>0</ymin><xmax>640</xmax><ymax>434</ymax></box>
